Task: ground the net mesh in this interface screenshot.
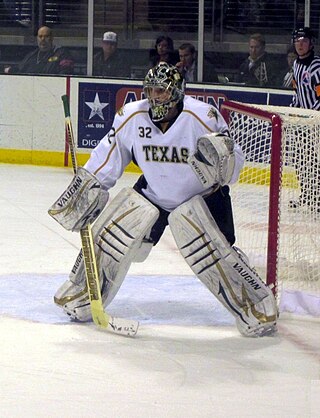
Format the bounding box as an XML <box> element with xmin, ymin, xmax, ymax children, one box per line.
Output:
<box><xmin>223</xmin><ymin>102</ymin><xmax>320</xmax><ymax>316</ymax></box>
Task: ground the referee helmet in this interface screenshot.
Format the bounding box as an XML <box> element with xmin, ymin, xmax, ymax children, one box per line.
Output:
<box><xmin>292</xmin><ymin>27</ymin><xmax>315</xmax><ymax>42</ymax></box>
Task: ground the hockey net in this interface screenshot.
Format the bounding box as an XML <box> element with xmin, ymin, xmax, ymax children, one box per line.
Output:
<box><xmin>220</xmin><ymin>100</ymin><xmax>320</xmax><ymax>317</ymax></box>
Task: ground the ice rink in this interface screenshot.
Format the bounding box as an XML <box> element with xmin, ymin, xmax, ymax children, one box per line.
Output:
<box><xmin>0</xmin><ymin>163</ymin><xmax>319</xmax><ymax>418</ymax></box>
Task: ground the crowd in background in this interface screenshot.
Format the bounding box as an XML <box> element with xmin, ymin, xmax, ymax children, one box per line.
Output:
<box><xmin>0</xmin><ymin>25</ymin><xmax>306</xmax><ymax>90</ymax></box>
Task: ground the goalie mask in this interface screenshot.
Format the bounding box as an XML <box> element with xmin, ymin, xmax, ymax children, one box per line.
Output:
<box><xmin>143</xmin><ymin>62</ymin><xmax>185</xmax><ymax>122</ymax></box>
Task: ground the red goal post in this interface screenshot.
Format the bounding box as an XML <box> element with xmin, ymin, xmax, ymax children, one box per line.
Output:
<box><xmin>220</xmin><ymin>100</ymin><xmax>320</xmax><ymax>317</ymax></box>
<box><xmin>221</xmin><ymin>100</ymin><xmax>282</xmax><ymax>295</ymax></box>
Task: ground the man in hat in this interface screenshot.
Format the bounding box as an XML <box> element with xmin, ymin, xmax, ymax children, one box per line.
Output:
<box><xmin>93</xmin><ymin>31</ymin><xmax>129</xmax><ymax>78</ymax></box>
<box><xmin>289</xmin><ymin>27</ymin><xmax>320</xmax><ymax>210</ymax></box>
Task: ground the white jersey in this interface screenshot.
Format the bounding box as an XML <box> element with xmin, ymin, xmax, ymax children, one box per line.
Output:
<box><xmin>85</xmin><ymin>96</ymin><xmax>244</xmax><ymax>211</ymax></box>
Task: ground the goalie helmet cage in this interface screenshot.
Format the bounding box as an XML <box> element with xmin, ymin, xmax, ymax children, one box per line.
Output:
<box><xmin>220</xmin><ymin>100</ymin><xmax>320</xmax><ymax>317</ymax></box>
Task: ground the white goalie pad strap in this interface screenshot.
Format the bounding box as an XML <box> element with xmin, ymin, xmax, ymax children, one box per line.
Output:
<box><xmin>168</xmin><ymin>195</ymin><xmax>277</xmax><ymax>337</ymax></box>
<box><xmin>54</xmin><ymin>187</ymin><xmax>159</xmax><ymax>321</ymax></box>
<box><xmin>48</xmin><ymin>167</ymin><xmax>109</xmax><ymax>232</ymax></box>
<box><xmin>188</xmin><ymin>132</ymin><xmax>236</xmax><ymax>187</ymax></box>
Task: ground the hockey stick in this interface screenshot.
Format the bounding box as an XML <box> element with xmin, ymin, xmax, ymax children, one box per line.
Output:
<box><xmin>61</xmin><ymin>94</ymin><xmax>139</xmax><ymax>337</ymax></box>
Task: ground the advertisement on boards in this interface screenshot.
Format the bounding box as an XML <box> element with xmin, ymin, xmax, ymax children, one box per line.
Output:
<box><xmin>77</xmin><ymin>81</ymin><xmax>292</xmax><ymax>149</ymax></box>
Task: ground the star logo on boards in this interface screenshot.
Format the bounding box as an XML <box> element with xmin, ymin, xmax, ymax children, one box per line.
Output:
<box><xmin>85</xmin><ymin>93</ymin><xmax>109</xmax><ymax>120</ymax></box>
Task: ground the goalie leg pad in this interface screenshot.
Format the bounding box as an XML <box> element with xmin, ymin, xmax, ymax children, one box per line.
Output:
<box><xmin>168</xmin><ymin>195</ymin><xmax>277</xmax><ymax>337</ymax></box>
<box><xmin>54</xmin><ymin>187</ymin><xmax>159</xmax><ymax>321</ymax></box>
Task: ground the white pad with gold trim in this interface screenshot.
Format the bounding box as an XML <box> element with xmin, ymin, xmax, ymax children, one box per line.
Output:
<box><xmin>48</xmin><ymin>167</ymin><xmax>109</xmax><ymax>232</ymax></box>
<box><xmin>187</xmin><ymin>132</ymin><xmax>237</xmax><ymax>187</ymax></box>
<box><xmin>54</xmin><ymin>187</ymin><xmax>159</xmax><ymax>321</ymax></box>
<box><xmin>168</xmin><ymin>195</ymin><xmax>277</xmax><ymax>337</ymax></box>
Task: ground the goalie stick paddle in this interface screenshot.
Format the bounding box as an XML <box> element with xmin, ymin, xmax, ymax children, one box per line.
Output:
<box><xmin>61</xmin><ymin>94</ymin><xmax>139</xmax><ymax>337</ymax></box>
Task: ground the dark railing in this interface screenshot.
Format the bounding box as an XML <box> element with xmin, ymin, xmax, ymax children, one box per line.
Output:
<box><xmin>0</xmin><ymin>1</ymin><xmax>319</xmax><ymax>81</ymax></box>
<box><xmin>1</xmin><ymin>1</ymin><xmax>318</xmax><ymax>40</ymax></box>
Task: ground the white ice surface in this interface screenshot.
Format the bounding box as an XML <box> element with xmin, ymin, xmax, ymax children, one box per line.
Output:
<box><xmin>0</xmin><ymin>164</ymin><xmax>319</xmax><ymax>418</ymax></box>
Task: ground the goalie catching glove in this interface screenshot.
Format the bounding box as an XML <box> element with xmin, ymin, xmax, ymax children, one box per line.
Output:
<box><xmin>188</xmin><ymin>132</ymin><xmax>236</xmax><ymax>187</ymax></box>
<box><xmin>48</xmin><ymin>167</ymin><xmax>109</xmax><ymax>231</ymax></box>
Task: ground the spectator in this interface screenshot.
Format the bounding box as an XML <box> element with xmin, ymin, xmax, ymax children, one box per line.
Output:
<box><xmin>235</xmin><ymin>33</ymin><xmax>277</xmax><ymax>87</ymax></box>
<box><xmin>289</xmin><ymin>27</ymin><xmax>320</xmax><ymax>210</ymax></box>
<box><xmin>4</xmin><ymin>26</ymin><xmax>74</xmax><ymax>75</ymax></box>
<box><xmin>176</xmin><ymin>42</ymin><xmax>219</xmax><ymax>83</ymax></box>
<box><xmin>149</xmin><ymin>35</ymin><xmax>179</xmax><ymax>68</ymax></box>
<box><xmin>93</xmin><ymin>31</ymin><xmax>129</xmax><ymax>78</ymax></box>
<box><xmin>281</xmin><ymin>46</ymin><xmax>298</xmax><ymax>88</ymax></box>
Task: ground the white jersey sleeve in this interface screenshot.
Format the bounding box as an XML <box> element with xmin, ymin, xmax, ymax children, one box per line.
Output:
<box><xmin>84</xmin><ymin>96</ymin><xmax>244</xmax><ymax>211</ymax></box>
<box><xmin>84</xmin><ymin>100</ymin><xmax>146</xmax><ymax>189</ymax></box>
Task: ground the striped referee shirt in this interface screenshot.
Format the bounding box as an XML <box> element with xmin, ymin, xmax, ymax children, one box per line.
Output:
<box><xmin>291</xmin><ymin>50</ymin><xmax>320</xmax><ymax>110</ymax></box>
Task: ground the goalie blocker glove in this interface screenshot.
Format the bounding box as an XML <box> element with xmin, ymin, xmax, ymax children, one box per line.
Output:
<box><xmin>188</xmin><ymin>132</ymin><xmax>236</xmax><ymax>187</ymax></box>
<box><xmin>48</xmin><ymin>167</ymin><xmax>109</xmax><ymax>232</ymax></box>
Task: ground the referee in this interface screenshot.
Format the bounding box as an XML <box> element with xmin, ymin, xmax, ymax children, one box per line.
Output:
<box><xmin>289</xmin><ymin>27</ymin><xmax>320</xmax><ymax>211</ymax></box>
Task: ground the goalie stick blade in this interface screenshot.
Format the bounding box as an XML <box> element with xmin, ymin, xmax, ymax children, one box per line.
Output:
<box><xmin>91</xmin><ymin>310</ymin><xmax>139</xmax><ymax>337</ymax></box>
<box><xmin>90</xmin><ymin>300</ymin><xmax>139</xmax><ymax>336</ymax></box>
<box><xmin>107</xmin><ymin>316</ymin><xmax>139</xmax><ymax>337</ymax></box>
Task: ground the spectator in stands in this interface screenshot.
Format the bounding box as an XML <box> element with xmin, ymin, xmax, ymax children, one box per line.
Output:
<box><xmin>93</xmin><ymin>31</ymin><xmax>129</xmax><ymax>78</ymax></box>
<box><xmin>176</xmin><ymin>42</ymin><xmax>219</xmax><ymax>83</ymax></box>
<box><xmin>280</xmin><ymin>46</ymin><xmax>298</xmax><ymax>89</ymax></box>
<box><xmin>149</xmin><ymin>35</ymin><xmax>178</xmax><ymax>68</ymax></box>
<box><xmin>4</xmin><ymin>26</ymin><xmax>74</xmax><ymax>75</ymax></box>
<box><xmin>235</xmin><ymin>33</ymin><xmax>277</xmax><ymax>87</ymax></box>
